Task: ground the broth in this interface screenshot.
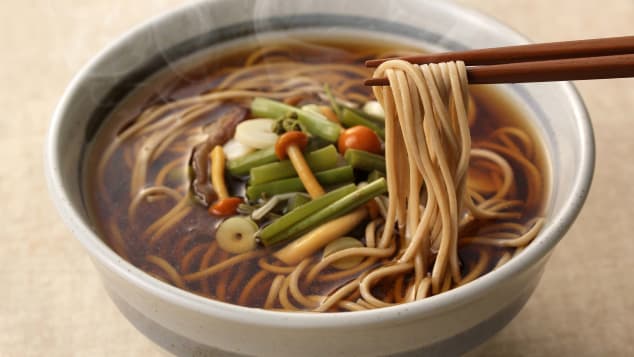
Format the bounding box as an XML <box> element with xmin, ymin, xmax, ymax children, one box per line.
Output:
<box><xmin>83</xmin><ymin>35</ymin><xmax>548</xmax><ymax>310</ymax></box>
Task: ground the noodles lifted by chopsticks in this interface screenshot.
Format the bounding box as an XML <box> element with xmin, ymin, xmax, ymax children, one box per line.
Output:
<box><xmin>370</xmin><ymin>59</ymin><xmax>543</xmax><ymax>296</ymax></box>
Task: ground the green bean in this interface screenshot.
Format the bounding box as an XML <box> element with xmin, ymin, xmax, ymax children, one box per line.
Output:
<box><xmin>340</xmin><ymin>108</ymin><xmax>385</xmax><ymax>139</ymax></box>
<box><xmin>344</xmin><ymin>149</ymin><xmax>386</xmax><ymax>173</ymax></box>
<box><xmin>286</xmin><ymin>193</ymin><xmax>311</xmax><ymax>212</ymax></box>
<box><xmin>305</xmin><ymin>137</ymin><xmax>330</xmax><ymax>152</ymax></box>
<box><xmin>246</xmin><ymin>166</ymin><xmax>354</xmax><ymax>201</ymax></box>
<box><xmin>227</xmin><ymin>146</ymin><xmax>277</xmax><ymax>176</ymax></box>
<box><xmin>259</xmin><ymin>184</ymin><xmax>357</xmax><ymax>246</ymax></box>
<box><xmin>260</xmin><ymin>178</ymin><xmax>387</xmax><ymax>246</ymax></box>
<box><xmin>249</xmin><ymin>145</ymin><xmax>338</xmax><ymax>185</ymax></box>
<box><xmin>324</xmin><ymin>83</ymin><xmax>342</xmax><ymax>118</ymax></box>
<box><xmin>251</xmin><ymin>97</ymin><xmax>341</xmax><ymax>142</ymax></box>
<box><xmin>367</xmin><ymin>169</ymin><xmax>385</xmax><ymax>182</ymax></box>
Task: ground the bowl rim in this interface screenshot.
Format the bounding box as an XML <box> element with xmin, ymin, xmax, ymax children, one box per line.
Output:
<box><xmin>45</xmin><ymin>0</ymin><xmax>594</xmax><ymax>329</ymax></box>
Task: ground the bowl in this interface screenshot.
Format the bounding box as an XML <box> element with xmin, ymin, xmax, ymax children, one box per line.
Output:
<box><xmin>45</xmin><ymin>0</ymin><xmax>594</xmax><ymax>355</ymax></box>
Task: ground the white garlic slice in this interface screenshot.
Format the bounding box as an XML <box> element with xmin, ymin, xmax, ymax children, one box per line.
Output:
<box><xmin>234</xmin><ymin>118</ymin><xmax>278</xmax><ymax>149</ymax></box>
<box><xmin>222</xmin><ymin>138</ymin><xmax>255</xmax><ymax>160</ymax></box>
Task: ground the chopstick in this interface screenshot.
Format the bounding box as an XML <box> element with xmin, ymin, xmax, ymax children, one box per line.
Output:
<box><xmin>366</xmin><ymin>36</ymin><xmax>634</xmax><ymax>67</ymax></box>
<box><xmin>364</xmin><ymin>36</ymin><xmax>634</xmax><ymax>86</ymax></box>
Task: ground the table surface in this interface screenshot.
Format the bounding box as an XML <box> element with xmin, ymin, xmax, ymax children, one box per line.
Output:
<box><xmin>2</xmin><ymin>0</ymin><xmax>633</xmax><ymax>356</ymax></box>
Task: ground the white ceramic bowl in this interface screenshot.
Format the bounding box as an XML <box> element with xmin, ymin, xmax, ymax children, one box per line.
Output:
<box><xmin>45</xmin><ymin>0</ymin><xmax>594</xmax><ymax>356</ymax></box>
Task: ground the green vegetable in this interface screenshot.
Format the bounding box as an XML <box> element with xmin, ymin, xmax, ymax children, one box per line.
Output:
<box><xmin>305</xmin><ymin>137</ymin><xmax>330</xmax><ymax>152</ymax></box>
<box><xmin>340</xmin><ymin>108</ymin><xmax>385</xmax><ymax>139</ymax></box>
<box><xmin>286</xmin><ymin>193</ymin><xmax>311</xmax><ymax>212</ymax></box>
<box><xmin>301</xmin><ymin>104</ymin><xmax>321</xmax><ymax>114</ymax></box>
<box><xmin>250</xmin><ymin>193</ymin><xmax>298</xmax><ymax>221</ymax></box>
<box><xmin>344</xmin><ymin>149</ymin><xmax>386</xmax><ymax>173</ymax></box>
<box><xmin>260</xmin><ymin>178</ymin><xmax>388</xmax><ymax>246</ymax></box>
<box><xmin>246</xmin><ymin>166</ymin><xmax>354</xmax><ymax>201</ymax></box>
<box><xmin>216</xmin><ymin>216</ymin><xmax>258</xmax><ymax>254</ymax></box>
<box><xmin>259</xmin><ymin>184</ymin><xmax>357</xmax><ymax>246</ymax></box>
<box><xmin>227</xmin><ymin>146</ymin><xmax>277</xmax><ymax>176</ymax></box>
<box><xmin>324</xmin><ymin>83</ymin><xmax>342</xmax><ymax>119</ymax></box>
<box><xmin>249</xmin><ymin>145</ymin><xmax>338</xmax><ymax>185</ymax></box>
<box><xmin>367</xmin><ymin>169</ymin><xmax>385</xmax><ymax>182</ymax></box>
<box><xmin>251</xmin><ymin>97</ymin><xmax>341</xmax><ymax>142</ymax></box>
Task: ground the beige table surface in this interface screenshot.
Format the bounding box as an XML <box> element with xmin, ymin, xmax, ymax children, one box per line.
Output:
<box><xmin>2</xmin><ymin>0</ymin><xmax>633</xmax><ymax>356</ymax></box>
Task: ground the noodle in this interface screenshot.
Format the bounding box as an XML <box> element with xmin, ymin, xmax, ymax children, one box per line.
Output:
<box><xmin>146</xmin><ymin>255</ymin><xmax>186</xmax><ymax>289</ymax></box>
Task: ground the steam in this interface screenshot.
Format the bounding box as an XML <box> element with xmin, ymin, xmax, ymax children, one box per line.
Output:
<box><xmin>46</xmin><ymin>0</ymin><xmax>179</xmax><ymax>75</ymax></box>
<box><xmin>45</xmin><ymin>0</ymin><xmax>186</xmax><ymax>108</ymax></box>
<box><xmin>46</xmin><ymin>0</ymin><xmax>424</xmax><ymax>110</ymax></box>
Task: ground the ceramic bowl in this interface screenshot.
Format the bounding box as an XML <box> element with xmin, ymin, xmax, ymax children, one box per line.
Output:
<box><xmin>45</xmin><ymin>0</ymin><xmax>594</xmax><ymax>355</ymax></box>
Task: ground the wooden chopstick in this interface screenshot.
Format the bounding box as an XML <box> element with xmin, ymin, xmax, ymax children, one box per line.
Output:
<box><xmin>364</xmin><ymin>36</ymin><xmax>634</xmax><ymax>86</ymax></box>
<box><xmin>365</xmin><ymin>54</ymin><xmax>634</xmax><ymax>85</ymax></box>
<box><xmin>366</xmin><ymin>36</ymin><xmax>634</xmax><ymax>67</ymax></box>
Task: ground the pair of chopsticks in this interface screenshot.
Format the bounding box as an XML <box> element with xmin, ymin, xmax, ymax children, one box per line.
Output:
<box><xmin>364</xmin><ymin>36</ymin><xmax>634</xmax><ymax>86</ymax></box>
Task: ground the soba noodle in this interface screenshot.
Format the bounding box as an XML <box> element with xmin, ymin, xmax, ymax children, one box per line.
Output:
<box><xmin>86</xmin><ymin>40</ymin><xmax>545</xmax><ymax>312</ymax></box>
<box><xmin>371</xmin><ymin>59</ymin><xmax>543</xmax><ymax>296</ymax></box>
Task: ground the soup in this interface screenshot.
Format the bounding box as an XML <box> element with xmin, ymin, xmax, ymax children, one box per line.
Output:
<box><xmin>83</xmin><ymin>36</ymin><xmax>547</xmax><ymax>311</ymax></box>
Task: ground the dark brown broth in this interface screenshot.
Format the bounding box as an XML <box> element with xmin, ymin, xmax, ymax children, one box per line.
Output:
<box><xmin>83</xmin><ymin>36</ymin><xmax>548</xmax><ymax>309</ymax></box>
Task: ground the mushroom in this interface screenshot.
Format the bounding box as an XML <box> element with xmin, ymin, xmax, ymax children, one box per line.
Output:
<box><xmin>274</xmin><ymin>131</ymin><xmax>325</xmax><ymax>198</ymax></box>
<box><xmin>208</xmin><ymin>145</ymin><xmax>242</xmax><ymax>216</ymax></box>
